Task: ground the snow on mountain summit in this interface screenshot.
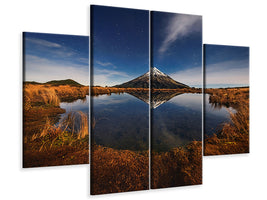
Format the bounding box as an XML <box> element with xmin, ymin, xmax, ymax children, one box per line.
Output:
<box><xmin>143</xmin><ymin>67</ymin><xmax>167</xmax><ymax>77</ymax></box>
<box><xmin>114</xmin><ymin>66</ymin><xmax>189</xmax><ymax>89</ymax></box>
<box><xmin>151</xmin><ymin>67</ymin><xmax>168</xmax><ymax>77</ymax></box>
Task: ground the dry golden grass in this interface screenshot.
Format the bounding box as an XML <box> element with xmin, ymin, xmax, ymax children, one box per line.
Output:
<box><xmin>151</xmin><ymin>141</ymin><xmax>202</xmax><ymax>189</ymax></box>
<box><xmin>53</xmin><ymin>85</ymin><xmax>89</xmax><ymax>101</ymax></box>
<box><xmin>60</xmin><ymin>111</ymin><xmax>89</xmax><ymax>139</ymax></box>
<box><xmin>24</xmin><ymin>84</ymin><xmax>89</xmax><ymax>109</ymax></box>
<box><xmin>91</xmin><ymin>145</ymin><xmax>149</xmax><ymax>195</ymax></box>
<box><xmin>205</xmin><ymin>87</ymin><xmax>249</xmax><ymax>109</ymax></box>
<box><xmin>152</xmin><ymin>87</ymin><xmax>202</xmax><ymax>93</ymax></box>
<box><xmin>25</xmin><ymin>111</ymin><xmax>89</xmax><ymax>152</ymax></box>
<box><xmin>91</xmin><ymin>141</ymin><xmax>202</xmax><ymax>194</ymax></box>
<box><xmin>91</xmin><ymin>86</ymin><xmax>149</xmax><ymax>96</ymax></box>
<box><xmin>205</xmin><ymin>87</ymin><xmax>249</xmax><ymax>155</ymax></box>
<box><xmin>23</xmin><ymin>83</ymin><xmax>89</xmax><ymax>167</ymax></box>
<box><xmin>23</xmin><ymin>111</ymin><xmax>89</xmax><ymax>167</ymax></box>
<box><xmin>24</xmin><ymin>84</ymin><xmax>60</xmax><ymax>108</ymax></box>
<box><xmin>90</xmin><ymin>86</ymin><xmax>202</xmax><ymax>194</ymax></box>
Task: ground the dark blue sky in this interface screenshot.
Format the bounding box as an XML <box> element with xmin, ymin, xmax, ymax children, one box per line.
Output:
<box><xmin>151</xmin><ymin>11</ymin><xmax>202</xmax><ymax>87</ymax></box>
<box><xmin>204</xmin><ymin>44</ymin><xmax>249</xmax><ymax>88</ymax></box>
<box><xmin>91</xmin><ymin>5</ymin><xmax>149</xmax><ymax>86</ymax></box>
<box><xmin>24</xmin><ymin>32</ymin><xmax>89</xmax><ymax>85</ymax></box>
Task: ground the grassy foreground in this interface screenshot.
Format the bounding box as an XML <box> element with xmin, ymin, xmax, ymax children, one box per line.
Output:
<box><xmin>204</xmin><ymin>87</ymin><xmax>249</xmax><ymax>155</ymax></box>
<box><xmin>91</xmin><ymin>141</ymin><xmax>202</xmax><ymax>195</ymax></box>
<box><xmin>23</xmin><ymin>83</ymin><xmax>89</xmax><ymax>167</ymax></box>
<box><xmin>91</xmin><ymin>86</ymin><xmax>202</xmax><ymax>194</ymax></box>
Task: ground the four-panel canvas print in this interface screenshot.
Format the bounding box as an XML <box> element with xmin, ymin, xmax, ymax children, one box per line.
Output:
<box><xmin>22</xmin><ymin>4</ymin><xmax>250</xmax><ymax>196</ymax></box>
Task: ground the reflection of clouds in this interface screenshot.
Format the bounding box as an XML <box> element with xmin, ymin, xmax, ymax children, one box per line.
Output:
<box><xmin>92</xmin><ymin>93</ymin><xmax>132</xmax><ymax>106</ymax></box>
<box><xmin>169</xmin><ymin>93</ymin><xmax>202</xmax><ymax>111</ymax></box>
<box><xmin>60</xmin><ymin>96</ymin><xmax>89</xmax><ymax>113</ymax></box>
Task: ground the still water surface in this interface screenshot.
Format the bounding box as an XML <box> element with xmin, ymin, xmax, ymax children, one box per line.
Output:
<box><xmin>59</xmin><ymin>93</ymin><xmax>234</xmax><ymax>152</ymax></box>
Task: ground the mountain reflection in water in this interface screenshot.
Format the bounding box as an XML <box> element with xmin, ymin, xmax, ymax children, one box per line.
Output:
<box><xmin>90</xmin><ymin>91</ymin><xmax>233</xmax><ymax>152</ymax></box>
<box><xmin>127</xmin><ymin>90</ymin><xmax>182</xmax><ymax>109</ymax></box>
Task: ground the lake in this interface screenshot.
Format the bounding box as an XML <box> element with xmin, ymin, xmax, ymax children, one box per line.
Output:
<box><xmin>152</xmin><ymin>93</ymin><xmax>202</xmax><ymax>152</ymax></box>
<box><xmin>59</xmin><ymin>92</ymin><xmax>234</xmax><ymax>152</ymax></box>
<box><xmin>92</xmin><ymin>93</ymin><xmax>149</xmax><ymax>151</ymax></box>
<box><xmin>60</xmin><ymin>95</ymin><xmax>89</xmax><ymax>114</ymax></box>
<box><xmin>204</xmin><ymin>93</ymin><xmax>235</xmax><ymax>136</ymax></box>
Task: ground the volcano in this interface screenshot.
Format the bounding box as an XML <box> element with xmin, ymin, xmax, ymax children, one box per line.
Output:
<box><xmin>113</xmin><ymin>67</ymin><xmax>189</xmax><ymax>89</ymax></box>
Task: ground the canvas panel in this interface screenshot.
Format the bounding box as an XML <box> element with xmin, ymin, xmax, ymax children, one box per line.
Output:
<box><xmin>204</xmin><ymin>44</ymin><xmax>249</xmax><ymax>156</ymax></box>
<box><xmin>23</xmin><ymin>32</ymin><xmax>89</xmax><ymax>168</ymax></box>
<box><xmin>150</xmin><ymin>11</ymin><xmax>203</xmax><ymax>189</ymax></box>
<box><xmin>90</xmin><ymin>5</ymin><xmax>149</xmax><ymax>195</ymax></box>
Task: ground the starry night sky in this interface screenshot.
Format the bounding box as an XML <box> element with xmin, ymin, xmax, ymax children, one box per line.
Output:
<box><xmin>204</xmin><ymin>44</ymin><xmax>249</xmax><ymax>88</ymax></box>
<box><xmin>24</xmin><ymin>32</ymin><xmax>89</xmax><ymax>85</ymax></box>
<box><xmin>91</xmin><ymin>5</ymin><xmax>149</xmax><ymax>86</ymax></box>
<box><xmin>151</xmin><ymin>11</ymin><xmax>202</xmax><ymax>87</ymax></box>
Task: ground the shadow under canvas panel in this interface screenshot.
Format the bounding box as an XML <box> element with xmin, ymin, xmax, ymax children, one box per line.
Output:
<box><xmin>204</xmin><ymin>44</ymin><xmax>249</xmax><ymax>156</ymax></box>
<box><xmin>90</xmin><ymin>5</ymin><xmax>149</xmax><ymax>195</ymax></box>
<box><xmin>150</xmin><ymin>11</ymin><xmax>203</xmax><ymax>189</ymax></box>
<box><xmin>23</xmin><ymin>32</ymin><xmax>89</xmax><ymax>168</ymax></box>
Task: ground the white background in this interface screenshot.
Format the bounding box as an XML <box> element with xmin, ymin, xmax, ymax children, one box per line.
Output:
<box><xmin>0</xmin><ymin>0</ymin><xmax>266</xmax><ymax>199</ymax></box>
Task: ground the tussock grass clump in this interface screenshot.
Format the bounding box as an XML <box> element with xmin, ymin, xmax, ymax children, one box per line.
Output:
<box><xmin>91</xmin><ymin>86</ymin><xmax>150</xmax><ymax>95</ymax></box>
<box><xmin>28</xmin><ymin>111</ymin><xmax>89</xmax><ymax>152</ymax></box>
<box><xmin>205</xmin><ymin>87</ymin><xmax>249</xmax><ymax>155</ymax></box>
<box><xmin>60</xmin><ymin>111</ymin><xmax>89</xmax><ymax>139</ymax></box>
<box><xmin>91</xmin><ymin>141</ymin><xmax>202</xmax><ymax>194</ymax></box>
<box><xmin>151</xmin><ymin>141</ymin><xmax>202</xmax><ymax>188</ymax></box>
<box><xmin>228</xmin><ymin>101</ymin><xmax>249</xmax><ymax>136</ymax></box>
<box><xmin>23</xmin><ymin>83</ymin><xmax>89</xmax><ymax>167</ymax></box>
<box><xmin>53</xmin><ymin>85</ymin><xmax>89</xmax><ymax>101</ymax></box>
<box><xmin>24</xmin><ymin>84</ymin><xmax>60</xmax><ymax>107</ymax></box>
<box><xmin>206</xmin><ymin>87</ymin><xmax>249</xmax><ymax>109</ymax></box>
<box><xmin>23</xmin><ymin>84</ymin><xmax>89</xmax><ymax>108</ymax></box>
<box><xmin>91</xmin><ymin>145</ymin><xmax>149</xmax><ymax>195</ymax></box>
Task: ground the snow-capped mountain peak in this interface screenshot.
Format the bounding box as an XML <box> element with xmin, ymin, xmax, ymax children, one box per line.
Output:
<box><xmin>142</xmin><ymin>67</ymin><xmax>167</xmax><ymax>78</ymax></box>
<box><xmin>113</xmin><ymin>66</ymin><xmax>189</xmax><ymax>89</ymax></box>
<box><xmin>151</xmin><ymin>67</ymin><xmax>168</xmax><ymax>77</ymax></box>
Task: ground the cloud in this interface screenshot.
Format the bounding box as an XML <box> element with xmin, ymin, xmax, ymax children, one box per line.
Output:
<box><xmin>26</xmin><ymin>38</ymin><xmax>62</xmax><ymax>48</ymax></box>
<box><xmin>206</xmin><ymin>59</ymin><xmax>249</xmax><ymax>73</ymax></box>
<box><xmin>77</xmin><ymin>57</ymin><xmax>89</xmax><ymax>64</ymax></box>
<box><xmin>169</xmin><ymin>59</ymin><xmax>249</xmax><ymax>87</ymax></box>
<box><xmin>24</xmin><ymin>55</ymin><xmax>89</xmax><ymax>85</ymax></box>
<box><xmin>94</xmin><ymin>68</ymin><xmax>130</xmax><ymax>77</ymax></box>
<box><xmin>159</xmin><ymin>14</ymin><xmax>201</xmax><ymax>55</ymax></box>
<box><xmin>205</xmin><ymin>59</ymin><xmax>249</xmax><ymax>85</ymax></box>
<box><xmin>26</xmin><ymin>37</ymin><xmax>78</xmax><ymax>58</ymax></box>
<box><xmin>169</xmin><ymin>66</ymin><xmax>202</xmax><ymax>86</ymax></box>
<box><xmin>92</xmin><ymin>68</ymin><xmax>133</xmax><ymax>87</ymax></box>
<box><xmin>95</xmin><ymin>61</ymin><xmax>117</xmax><ymax>68</ymax></box>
